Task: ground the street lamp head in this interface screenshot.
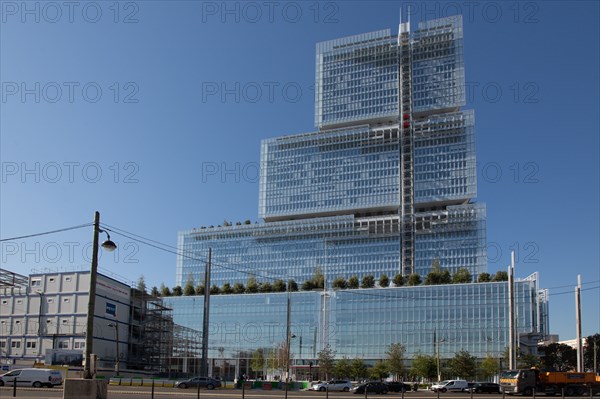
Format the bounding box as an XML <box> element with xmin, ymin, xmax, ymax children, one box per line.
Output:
<box><xmin>100</xmin><ymin>231</ymin><xmax>117</xmax><ymax>252</ymax></box>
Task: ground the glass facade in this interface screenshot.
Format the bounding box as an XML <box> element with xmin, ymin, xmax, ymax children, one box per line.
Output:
<box><xmin>259</xmin><ymin>125</ymin><xmax>400</xmax><ymax>221</ymax></box>
<box><xmin>165</xmin><ymin>277</ymin><xmax>546</xmax><ymax>362</ymax></box>
<box><xmin>315</xmin><ymin>30</ymin><xmax>399</xmax><ymax>129</ymax></box>
<box><xmin>172</xmin><ymin>15</ymin><xmax>547</xmax><ymax>370</ymax></box>
<box><xmin>177</xmin><ymin>215</ymin><xmax>402</xmax><ymax>288</ymax></box>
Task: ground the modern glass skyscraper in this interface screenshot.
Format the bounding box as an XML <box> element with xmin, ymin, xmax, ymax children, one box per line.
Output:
<box><xmin>172</xmin><ymin>16</ymin><xmax>547</xmax><ymax>374</ymax></box>
<box><xmin>178</xmin><ymin>15</ymin><xmax>484</xmax><ymax>285</ymax></box>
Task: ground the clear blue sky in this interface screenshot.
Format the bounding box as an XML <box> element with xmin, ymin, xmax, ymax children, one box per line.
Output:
<box><xmin>1</xmin><ymin>1</ymin><xmax>598</xmax><ymax>340</ymax></box>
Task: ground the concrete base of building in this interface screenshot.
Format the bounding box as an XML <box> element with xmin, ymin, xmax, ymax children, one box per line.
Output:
<box><xmin>63</xmin><ymin>378</ymin><xmax>108</xmax><ymax>399</ymax></box>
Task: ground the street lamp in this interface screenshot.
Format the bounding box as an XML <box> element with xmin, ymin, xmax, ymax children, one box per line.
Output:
<box><xmin>107</xmin><ymin>323</ymin><xmax>120</xmax><ymax>376</ymax></box>
<box><xmin>83</xmin><ymin>211</ymin><xmax>117</xmax><ymax>379</ymax></box>
<box><xmin>435</xmin><ymin>329</ymin><xmax>445</xmax><ymax>382</ymax></box>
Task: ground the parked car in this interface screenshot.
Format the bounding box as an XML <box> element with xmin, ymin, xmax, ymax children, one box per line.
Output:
<box><xmin>175</xmin><ymin>376</ymin><xmax>221</xmax><ymax>389</ymax></box>
<box><xmin>353</xmin><ymin>381</ymin><xmax>389</xmax><ymax>394</ymax></box>
<box><xmin>0</xmin><ymin>368</ymin><xmax>63</xmax><ymax>388</ymax></box>
<box><xmin>385</xmin><ymin>381</ymin><xmax>411</xmax><ymax>392</ymax></box>
<box><xmin>469</xmin><ymin>382</ymin><xmax>501</xmax><ymax>393</ymax></box>
<box><xmin>431</xmin><ymin>379</ymin><xmax>469</xmax><ymax>392</ymax></box>
<box><xmin>311</xmin><ymin>380</ymin><xmax>353</xmax><ymax>392</ymax></box>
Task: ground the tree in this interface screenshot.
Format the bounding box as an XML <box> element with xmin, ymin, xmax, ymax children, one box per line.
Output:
<box><xmin>287</xmin><ymin>279</ymin><xmax>298</xmax><ymax>292</ymax></box>
<box><xmin>492</xmin><ymin>271</ymin><xmax>508</xmax><ymax>282</ymax></box>
<box><xmin>160</xmin><ymin>283</ymin><xmax>171</xmax><ymax>297</ymax></box>
<box><xmin>259</xmin><ymin>282</ymin><xmax>273</xmax><ymax>293</ymax></box>
<box><xmin>273</xmin><ymin>279</ymin><xmax>287</xmax><ymax>292</ymax></box>
<box><xmin>370</xmin><ymin>360</ymin><xmax>389</xmax><ymax>380</ymax></box>
<box><xmin>312</xmin><ymin>267</ymin><xmax>325</xmax><ymax>289</ymax></box>
<box><xmin>318</xmin><ymin>345</ymin><xmax>335</xmax><ymax>380</ymax></box>
<box><xmin>361</xmin><ymin>275</ymin><xmax>375</xmax><ymax>288</ymax></box>
<box><xmin>210</xmin><ymin>284</ymin><xmax>220</xmax><ymax>295</ymax></box>
<box><xmin>150</xmin><ymin>286</ymin><xmax>160</xmax><ymax>297</ymax></box>
<box><xmin>410</xmin><ymin>354</ymin><xmax>437</xmax><ymax>381</ymax></box>
<box><xmin>301</xmin><ymin>280</ymin><xmax>315</xmax><ymax>291</ymax></box>
<box><xmin>195</xmin><ymin>284</ymin><xmax>205</xmax><ymax>295</ymax></box>
<box><xmin>424</xmin><ymin>259</ymin><xmax>451</xmax><ymax>285</ymax></box>
<box><xmin>334</xmin><ymin>357</ymin><xmax>352</xmax><ymax>379</ymax></box>
<box><xmin>584</xmin><ymin>333</ymin><xmax>600</xmax><ymax>372</ymax></box>
<box><xmin>348</xmin><ymin>275</ymin><xmax>359</xmax><ymax>289</ymax></box>
<box><xmin>136</xmin><ymin>275</ymin><xmax>147</xmax><ymax>293</ymax></box>
<box><xmin>541</xmin><ymin>343</ymin><xmax>576</xmax><ymax>371</ymax></box>
<box><xmin>386</xmin><ymin>343</ymin><xmax>405</xmax><ymax>380</ymax></box>
<box><xmin>480</xmin><ymin>355</ymin><xmax>499</xmax><ymax>380</ymax></box>
<box><xmin>407</xmin><ymin>273</ymin><xmax>422</xmax><ymax>286</ymax></box>
<box><xmin>452</xmin><ymin>268</ymin><xmax>472</xmax><ymax>283</ymax></box>
<box><xmin>332</xmin><ymin>277</ymin><xmax>347</xmax><ymax>289</ymax></box>
<box><xmin>392</xmin><ymin>274</ymin><xmax>404</xmax><ymax>287</ymax></box>
<box><xmin>183</xmin><ymin>275</ymin><xmax>195</xmax><ymax>296</ymax></box>
<box><xmin>477</xmin><ymin>272</ymin><xmax>491</xmax><ymax>283</ymax></box>
<box><xmin>450</xmin><ymin>350</ymin><xmax>477</xmax><ymax>380</ymax></box>
<box><xmin>172</xmin><ymin>285</ymin><xmax>183</xmax><ymax>296</ymax></box>
<box><xmin>350</xmin><ymin>358</ymin><xmax>368</xmax><ymax>381</ymax></box>
<box><xmin>519</xmin><ymin>353</ymin><xmax>541</xmax><ymax>369</ymax></box>
<box><xmin>246</xmin><ymin>276</ymin><xmax>259</xmax><ymax>293</ymax></box>
<box><xmin>221</xmin><ymin>283</ymin><xmax>233</xmax><ymax>294</ymax></box>
<box><xmin>233</xmin><ymin>282</ymin><xmax>245</xmax><ymax>294</ymax></box>
<box><xmin>250</xmin><ymin>349</ymin><xmax>265</xmax><ymax>378</ymax></box>
<box><xmin>379</xmin><ymin>274</ymin><xmax>390</xmax><ymax>288</ymax></box>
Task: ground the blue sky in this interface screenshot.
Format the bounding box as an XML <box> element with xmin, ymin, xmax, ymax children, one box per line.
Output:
<box><xmin>1</xmin><ymin>1</ymin><xmax>598</xmax><ymax>340</ymax></box>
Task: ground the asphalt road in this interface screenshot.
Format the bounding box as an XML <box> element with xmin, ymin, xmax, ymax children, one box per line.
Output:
<box><xmin>0</xmin><ymin>387</ymin><xmax>597</xmax><ymax>399</ymax></box>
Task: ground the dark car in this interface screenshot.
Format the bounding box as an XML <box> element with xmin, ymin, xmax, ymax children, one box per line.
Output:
<box><xmin>175</xmin><ymin>376</ymin><xmax>221</xmax><ymax>390</ymax></box>
<box><xmin>385</xmin><ymin>381</ymin><xmax>411</xmax><ymax>392</ymax></box>
<box><xmin>353</xmin><ymin>381</ymin><xmax>389</xmax><ymax>394</ymax></box>
<box><xmin>470</xmin><ymin>382</ymin><xmax>500</xmax><ymax>393</ymax></box>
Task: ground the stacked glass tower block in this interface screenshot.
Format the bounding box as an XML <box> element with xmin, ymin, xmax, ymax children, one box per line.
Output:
<box><xmin>172</xmin><ymin>16</ymin><xmax>547</xmax><ymax>371</ymax></box>
<box><xmin>179</xmin><ymin>15</ymin><xmax>483</xmax><ymax>285</ymax></box>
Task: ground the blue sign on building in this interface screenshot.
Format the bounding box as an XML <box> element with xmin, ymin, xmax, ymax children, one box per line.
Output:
<box><xmin>106</xmin><ymin>302</ymin><xmax>116</xmax><ymax>317</ymax></box>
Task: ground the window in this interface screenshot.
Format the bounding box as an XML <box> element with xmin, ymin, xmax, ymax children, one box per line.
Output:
<box><xmin>47</xmin><ymin>298</ymin><xmax>53</xmax><ymax>303</ymax></box>
<box><xmin>31</xmin><ymin>280</ymin><xmax>41</xmax><ymax>287</ymax></box>
<box><xmin>11</xmin><ymin>341</ymin><xmax>21</xmax><ymax>348</ymax></box>
<box><xmin>65</xmin><ymin>277</ymin><xmax>71</xmax><ymax>282</ymax></box>
<box><xmin>63</xmin><ymin>298</ymin><xmax>70</xmax><ymax>302</ymax></box>
<box><xmin>61</xmin><ymin>319</ymin><xmax>68</xmax><ymax>324</ymax></box>
<box><xmin>1</xmin><ymin>300</ymin><xmax>6</xmax><ymax>304</ymax></box>
<box><xmin>0</xmin><ymin>341</ymin><xmax>6</xmax><ymax>348</ymax></box>
<box><xmin>74</xmin><ymin>341</ymin><xmax>85</xmax><ymax>349</ymax></box>
<box><xmin>16</xmin><ymin>299</ymin><xmax>22</xmax><ymax>304</ymax></box>
<box><xmin>49</xmin><ymin>278</ymin><xmax>55</xmax><ymax>282</ymax></box>
<box><xmin>26</xmin><ymin>341</ymin><xmax>36</xmax><ymax>349</ymax></box>
<box><xmin>58</xmin><ymin>341</ymin><xmax>69</xmax><ymax>349</ymax></box>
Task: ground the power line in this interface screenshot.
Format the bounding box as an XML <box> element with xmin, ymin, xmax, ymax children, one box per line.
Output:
<box><xmin>0</xmin><ymin>223</ymin><xmax>92</xmax><ymax>242</ymax></box>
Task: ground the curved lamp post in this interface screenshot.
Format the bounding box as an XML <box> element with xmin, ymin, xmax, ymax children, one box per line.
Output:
<box><xmin>83</xmin><ymin>211</ymin><xmax>117</xmax><ymax>379</ymax></box>
<box><xmin>107</xmin><ymin>323</ymin><xmax>120</xmax><ymax>376</ymax></box>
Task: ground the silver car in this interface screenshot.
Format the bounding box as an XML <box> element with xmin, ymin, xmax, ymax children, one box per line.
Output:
<box><xmin>311</xmin><ymin>380</ymin><xmax>353</xmax><ymax>392</ymax></box>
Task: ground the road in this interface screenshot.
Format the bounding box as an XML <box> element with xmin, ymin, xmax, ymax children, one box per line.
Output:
<box><xmin>0</xmin><ymin>387</ymin><xmax>597</xmax><ymax>399</ymax></box>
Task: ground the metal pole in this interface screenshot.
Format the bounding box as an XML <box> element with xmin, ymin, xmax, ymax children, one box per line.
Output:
<box><xmin>12</xmin><ymin>378</ymin><xmax>16</xmax><ymax>397</ymax></box>
<box><xmin>151</xmin><ymin>379</ymin><xmax>155</xmax><ymax>399</ymax></box>
<box><xmin>435</xmin><ymin>328</ymin><xmax>441</xmax><ymax>382</ymax></box>
<box><xmin>285</xmin><ymin>290</ymin><xmax>291</xmax><ymax>399</ymax></box>
<box><xmin>201</xmin><ymin>248</ymin><xmax>212</xmax><ymax>376</ymax></box>
<box><xmin>508</xmin><ymin>253</ymin><xmax>515</xmax><ymax>370</ymax></box>
<box><xmin>575</xmin><ymin>275</ymin><xmax>583</xmax><ymax>372</ymax></box>
<box><xmin>84</xmin><ymin>211</ymin><xmax>100</xmax><ymax>379</ymax></box>
<box><xmin>115</xmin><ymin>323</ymin><xmax>120</xmax><ymax>376</ymax></box>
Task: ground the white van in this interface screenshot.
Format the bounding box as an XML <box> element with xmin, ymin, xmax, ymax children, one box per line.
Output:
<box><xmin>0</xmin><ymin>368</ymin><xmax>63</xmax><ymax>388</ymax></box>
<box><xmin>431</xmin><ymin>379</ymin><xmax>469</xmax><ymax>392</ymax></box>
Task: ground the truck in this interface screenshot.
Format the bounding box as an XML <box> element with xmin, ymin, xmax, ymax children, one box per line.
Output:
<box><xmin>499</xmin><ymin>368</ymin><xmax>600</xmax><ymax>396</ymax></box>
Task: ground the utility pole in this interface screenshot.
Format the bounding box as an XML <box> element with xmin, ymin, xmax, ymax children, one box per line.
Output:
<box><xmin>575</xmin><ymin>274</ymin><xmax>583</xmax><ymax>372</ymax></box>
<box><xmin>285</xmin><ymin>289</ymin><xmax>292</xmax><ymax>399</ymax></box>
<box><xmin>508</xmin><ymin>251</ymin><xmax>516</xmax><ymax>370</ymax></box>
<box><xmin>201</xmin><ymin>248</ymin><xmax>212</xmax><ymax>376</ymax></box>
<box><xmin>83</xmin><ymin>212</ymin><xmax>101</xmax><ymax>379</ymax></box>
